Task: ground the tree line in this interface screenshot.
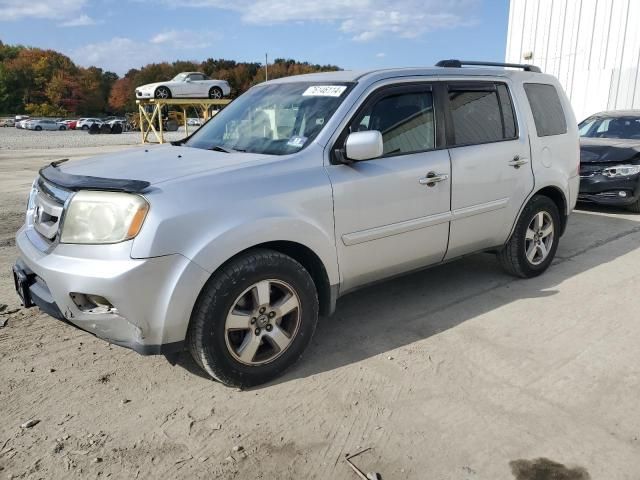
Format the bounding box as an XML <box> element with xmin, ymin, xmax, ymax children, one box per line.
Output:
<box><xmin>0</xmin><ymin>41</ymin><xmax>340</xmax><ymax>117</ymax></box>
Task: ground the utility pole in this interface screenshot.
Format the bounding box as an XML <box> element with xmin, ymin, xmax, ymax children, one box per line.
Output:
<box><xmin>265</xmin><ymin>53</ymin><xmax>268</xmax><ymax>82</ymax></box>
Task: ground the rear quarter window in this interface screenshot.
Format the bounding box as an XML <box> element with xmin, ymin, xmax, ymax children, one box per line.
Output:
<box><xmin>524</xmin><ymin>83</ymin><xmax>567</xmax><ymax>137</ymax></box>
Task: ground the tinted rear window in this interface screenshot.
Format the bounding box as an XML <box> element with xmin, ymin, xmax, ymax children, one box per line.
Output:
<box><xmin>448</xmin><ymin>83</ymin><xmax>517</xmax><ymax>146</ymax></box>
<box><xmin>524</xmin><ymin>83</ymin><xmax>567</xmax><ymax>136</ymax></box>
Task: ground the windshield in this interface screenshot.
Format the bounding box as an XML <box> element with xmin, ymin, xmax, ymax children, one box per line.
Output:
<box><xmin>579</xmin><ymin>116</ymin><xmax>640</xmax><ymax>139</ymax></box>
<box><xmin>184</xmin><ymin>82</ymin><xmax>353</xmax><ymax>155</ymax></box>
<box><xmin>172</xmin><ymin>73</ymin><xmax>189</xmax><ymax>82</ymax></box>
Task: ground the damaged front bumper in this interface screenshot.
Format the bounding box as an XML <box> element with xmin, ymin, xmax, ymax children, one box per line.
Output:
<box><xmin>578</xmin><ymin>173</ymin><xmax>640</xmax><ymax>206</ymax></box>
<box><xmin>13</xmin><ymin>226</ymin><xmax>209</xmax><ymax>355</ymax></box>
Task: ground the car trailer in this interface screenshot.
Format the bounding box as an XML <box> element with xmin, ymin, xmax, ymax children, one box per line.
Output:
<box><xmin>136</xmin><ymin>98</ymin><xmax>231</xmax><ymax>144</ymax></box>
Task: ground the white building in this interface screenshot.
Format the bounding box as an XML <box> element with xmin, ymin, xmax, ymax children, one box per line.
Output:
<box><xmin>506</xmin><ymin>0</ymin><xmax>640</xmax><ymax>121</ymax></box>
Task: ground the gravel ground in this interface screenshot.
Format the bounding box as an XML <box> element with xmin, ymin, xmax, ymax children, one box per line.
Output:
<box><xmin>0</xmin><ymin>126</ymin><xmax>189</xmax><ymax>150</ymax></box>
<box><xmin>1</xmin><ymin>146</ymin><xmax>640</xmax><ymax>479</ymax></box>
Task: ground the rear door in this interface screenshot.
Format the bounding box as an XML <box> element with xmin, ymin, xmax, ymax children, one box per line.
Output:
<box><xmin>327</xmin><ymin>82</ymin><xmax>451</xmax><ymax>291</ymax></box>
<box><xmin>444</xmin><ymin>80</ymin><xmax>533</xmax><ymax>259</ymax></box>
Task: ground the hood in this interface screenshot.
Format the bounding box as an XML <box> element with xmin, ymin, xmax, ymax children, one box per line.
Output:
<box><xmin>56</xmin><ymin>144</ymin><xmax>271</xmax><ymax>186</ymax></box>
<box><xmin>580</xmin><ymin>137</ymin><xmax>640</xmax><ymax>164</ymax></box>
<box><xmin>136</xmin><ymin>82</ymin><xmax>164</xmax><ymax>91</ymax></box>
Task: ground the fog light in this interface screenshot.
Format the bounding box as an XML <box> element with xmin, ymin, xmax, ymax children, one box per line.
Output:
<box><xmin>619</xmin><ymin>191</ymin><xmax>628</xmax><ymax>197</ymax></box>
<box><xmin>70</xmin><ymin>293</ymin><xmax>116</xmax><ymax>314</ymax></box>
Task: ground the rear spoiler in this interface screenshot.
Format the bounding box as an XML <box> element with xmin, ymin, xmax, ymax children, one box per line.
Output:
<box><xmin>39</xmin><ymin>159</ymin><xmax>150</xmax><ymax>194</ymax></box>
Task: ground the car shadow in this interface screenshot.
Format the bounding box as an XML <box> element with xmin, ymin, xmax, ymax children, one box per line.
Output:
<box><xmin>171</xmin><ymin>210</ymin><xmax>640</xmax><ymax>386</ymax></box>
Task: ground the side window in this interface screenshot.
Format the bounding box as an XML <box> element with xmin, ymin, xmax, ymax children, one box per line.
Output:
<box><xmin>524</xmin><ymin>83</ymin><xmax>567</xmax><ymax>137</ymax></box>
<box><xmin>497</xmin><ymin>84</ymin><xmax>517</xmax><ymax>138</ymax></box>
<box><xmin>352</xmin><ymin>90</ymin><xmax>435</xmax><ymax>156</ymax></box>
<box><xmin>449</xmin><ymin>84</ymin><xmax>516</xmax><ymax>146</ymax></box>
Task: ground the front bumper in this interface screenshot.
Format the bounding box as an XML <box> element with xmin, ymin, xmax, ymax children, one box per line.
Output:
<box><xmin>578</xmin><ymin>173</ymin><xmax>640</xmax><ymax>206</ymax></box>
<box><xmin>14</xmin><ymin>226</ymin><xmax>210</xmax><ymax>355</ymax></box>
<box><xmin>136</xmin><ymin>90</ymin><xmax>153</xmax><ymax>99</ymax></box>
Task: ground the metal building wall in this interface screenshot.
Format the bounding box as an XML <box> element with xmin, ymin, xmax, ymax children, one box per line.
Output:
<box><xmin>506</xmin><ymin>0</ymin><xmax>640</xmax><ymax>121</ymax></box>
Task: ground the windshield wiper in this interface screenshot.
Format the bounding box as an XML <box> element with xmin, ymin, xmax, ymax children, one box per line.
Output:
<box><xmin>210</xmin><ymin>145</ymin><xmax>249</xmax><ymax>153</ymax></box>
<box><xmin>210</xmin><ymin>145</ymin><xmax>232</xmax><ymax>153</ymax></box>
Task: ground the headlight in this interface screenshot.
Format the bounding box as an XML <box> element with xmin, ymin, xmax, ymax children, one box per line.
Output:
<box><xmin>602</xmin><ymin>164</ymin><xmax>640</xmax><ymax>177</ymax></box>
<box><xmin>60</xmin><ymin>191</ymin><xmax>149</xmax><ymax>244</ymax></box>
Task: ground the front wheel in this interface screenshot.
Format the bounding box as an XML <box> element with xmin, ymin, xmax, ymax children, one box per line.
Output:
<box><xmin>626</xmin><ymin>198</ymin><xmax>640</xmax><ymax>213</ymax></box>
<box><xmin>34</xmin><ymin>126</ymin><xmax>42</xmax><ymax>131</ymax></box>
<box><xmin>498</xmin><ymin>195</ymin><xmax>561</xmax><ymax>278</ymax></box>
<box><xmin>81</xmin><ymin>125</ymin><xmax>89</xmax><ymax>130</ymax></box>
<box><xmin>187</xmin><ymin>249</ymin><xmax>319</xmax><ymax>387</ymax></box>
<box><xmin>155</xmin><ymin>86</ymin><xmax>171</xmax><ymax>99</ymax></box>
<box><xmin>59</xmin><ymin>125</ymin><xmax>66</xmax><ymax>131</ymax></box>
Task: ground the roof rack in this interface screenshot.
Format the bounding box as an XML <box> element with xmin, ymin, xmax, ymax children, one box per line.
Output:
<box><xmin>435</xmin><ymin>59</ymin><xmax>542</xmax><ymax>73</ymax></box>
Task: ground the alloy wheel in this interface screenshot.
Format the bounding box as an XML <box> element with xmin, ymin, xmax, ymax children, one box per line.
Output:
<box><xmin>224</xmin><ymin>279</ymin><xmax>301</xmax><ymax>366</ymax></box>
<box><xmin>525</xmin><ymin>211</ymin><xmax>554</xmax><ymax>266</ymax></box>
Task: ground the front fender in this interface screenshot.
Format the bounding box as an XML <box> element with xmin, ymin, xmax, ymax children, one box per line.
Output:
<box><xmin>189</xmin><ymin>216</ymin><xmax>339</xmax><ymax>286</ymax></box>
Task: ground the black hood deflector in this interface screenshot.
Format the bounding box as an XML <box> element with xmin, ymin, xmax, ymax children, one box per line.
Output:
<box><xmin>39</xmin><ymin>160</ymin><xmax>151</xmax><ymax>193</ymax></box>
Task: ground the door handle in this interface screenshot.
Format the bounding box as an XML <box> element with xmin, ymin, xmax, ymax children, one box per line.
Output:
<box><xmin>419</xmin><ymin>172</ymin><xmax>449</xmax><ymax>186</ymax></box>
<box><xmin>508</xmin><ymin>155</ymin><xmax>529</xmax><ymax>168</ymax></box>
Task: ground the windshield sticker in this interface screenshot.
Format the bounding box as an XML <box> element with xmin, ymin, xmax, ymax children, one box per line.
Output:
<box><xmin>287</xmin><ymin>136</ymin><xmax>307</xmax><ymax>148</ymax></box>
<box><xmin>303</xmin><ymin>85</ymin><xmax>347</xmax><ymax>97</ymax></box>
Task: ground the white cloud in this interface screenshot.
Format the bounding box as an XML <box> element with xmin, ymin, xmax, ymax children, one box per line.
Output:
<box><xmin>0</xmin><ymin>0</ymin><xmax>86</xmax><ymax>21</ymax></box>
<box><xmin>68</xmin><ymin>31</ymin><xmax>223</xmax><ymax>75</ymax></box>
<box><xmin>150</xmin><ymin>29</ymin><xmax>220</xmax><ymax>49</ymax></box>
<box><xmin>376</xmin><ymin>52</ymin><xmax>386</xmax><ymax>58</ymax></box>
<box><xmin>69</xmin><ymin>37</ymin><xmax>164</xmax><ymax>75</ymax></box>
<box><xmin>167</xmin><ymin>0</ymin><xmax>478</xmax><ymax>41</ymax></box>
<box><xmin>59</xmin><ymin>14</ymin><xmax>96</xmax><ymax>27</ymax></box>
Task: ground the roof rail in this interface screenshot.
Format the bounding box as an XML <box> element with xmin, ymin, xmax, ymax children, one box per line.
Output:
<box><xmin>435</xmin><ymin>59</ymin><xmax>542</xmax><ymax>73</ymax></box>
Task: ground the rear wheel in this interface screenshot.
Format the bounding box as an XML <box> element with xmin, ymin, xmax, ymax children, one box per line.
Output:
<box><xmin>187</xmin><ymin>249</ymin><xmax>319</xmax><ymax>388</ymax></box>
<box><xmin>155</xmin><ymin>86</ymin><xmax>171</xmax><ymax>99</ymax></box>
<box><xmin>34</xmin><ymin>126</ymin><xmax>42</xmax><ymax>131</ymax></box>
<box><xmin>209</xmin><ymin>86</ymin><xmax>223</xmax><ymax>99</ymax></box>
<box><xmin>81</xmin><ymin>125</ymin><xmax>89</xmax><ymax>130</ymax></box>
<box><xmin>498</xmin><ymin>195</ymin><xmax>560</xmax><ymax>278</ymax></box>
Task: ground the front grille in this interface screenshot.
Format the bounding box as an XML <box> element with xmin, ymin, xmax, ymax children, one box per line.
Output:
<box><xmin>31</xmin><ymin>178</ymin><xmax>71</xmax><ymax>242</ymax></box>
<box><xmin>580</xmin><ymin>164</ymin><xmax>604</xmax><ymax>177</ymax></box>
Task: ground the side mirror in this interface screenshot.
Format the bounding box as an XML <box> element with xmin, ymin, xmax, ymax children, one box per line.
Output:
<box><xmin>185</xmin><ymin>78</ymin><xmax>192</xmax><ymax>82</ymax></box>
<box><xmin>344</xmin><ymin>130</ymin><xmax>383</xmax><ymax>162</ymax></box>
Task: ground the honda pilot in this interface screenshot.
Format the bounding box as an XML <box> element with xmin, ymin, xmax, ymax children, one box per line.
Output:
<box><xmin>13</xmin><ymin>60</ymin><xmax>579</xmax><ymax>387</ymax></box>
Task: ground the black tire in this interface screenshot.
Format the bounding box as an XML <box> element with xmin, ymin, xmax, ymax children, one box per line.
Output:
<box><xmin>187</xmin><ymin>249</ymin><xmax>319</xmax><ymax>388</ymax></box>
<box><xmin>498</xmin><ymin>195</ymin><xmax>561</xmax><ymax>278</ymax></box>
<box><xmin>59</xmin><ymin>125</ymin><xmax>66</xmax><ymax>131</ymax></box>
<box><xmin>626</xmin><ymin>199</ymin><xmax>640</xmax><ymax>213</ymax></box>
<box><xmin>155</xmin><ymin>86</ymin><xmax>171</xmax><ymax>99</ymax></box>
<box><xmin>209</xmin><ymin>86</ymin><xmax>223</xmax><ymax>99</ymax></box>
<box><xmin>81</xmin><ymin>125</ymin><xmax>89</xmax><ymax>130</ymax></box>
<box><xmin>35</xmin><ymin>126</ymin><xmax>42</xmax><ymax>131</ymax></box>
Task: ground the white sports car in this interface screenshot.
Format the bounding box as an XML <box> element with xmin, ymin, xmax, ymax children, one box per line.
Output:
<box><xmin>135</xmin><ymin>72</ymin><xmax>231</xmax><ymax>100</ymax></box>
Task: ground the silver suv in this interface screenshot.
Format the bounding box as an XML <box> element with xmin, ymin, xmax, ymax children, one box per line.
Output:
<box><xmin>13</xmin><ymin>60</ymin><xmax>579</xmax><ymax>387</ymax></box>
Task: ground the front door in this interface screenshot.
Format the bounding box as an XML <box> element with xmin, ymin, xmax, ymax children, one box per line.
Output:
<box><xmin>326</xmin><ymin>83</ymin><xmax>451</xmax><ymax>292</ymax></box>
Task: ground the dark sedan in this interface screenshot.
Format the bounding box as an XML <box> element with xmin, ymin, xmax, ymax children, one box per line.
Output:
<box><xmin>578</xmin><ymin>111</ymin><xmax>640</xmax><ymax>212</ymax></box>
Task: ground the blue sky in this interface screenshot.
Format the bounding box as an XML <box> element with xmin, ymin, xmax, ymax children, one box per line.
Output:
<box><xmin>0</xmin><ymin>0</ymin><xmax>510</xmax><ymax>76</ymax></box>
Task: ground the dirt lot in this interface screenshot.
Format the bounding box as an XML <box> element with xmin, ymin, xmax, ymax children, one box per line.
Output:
<box><xmin>1</xmin><ymin>145</ymin><xmax>640</xmax><ymax>479</ymax></box>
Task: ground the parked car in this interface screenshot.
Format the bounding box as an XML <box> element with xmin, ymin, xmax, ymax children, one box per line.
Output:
<box><xmin>13</xmin><ymin>60</ymin><xmax>579</xmax><ymax>387</ymax></box>
<box><xmin>64</xmin><ymin>120</ymin><xmax>78</xmax><ymax>130</ymax></box>
<box><xmin>76</xmin><ymin>118</ymin><xmax>103</xmax><ymax>130</ymax></box>
<box><xmin>16</xmin><ymin>119</ymin><xmax>30</xmax><ymax>129</ymax></box>
<box><xmin>26</xmin><ymin>119</ymin><xmax>67</xmax><ymax>131</ymax></box>
<box><xmin>135</xmin><ymin>72</ymin><xmax>231</xmax><ymax>100</ymax></box>
<box><xmin>187</xmin><ymin>117</ymin><xmax>202</xmax><ymax>126</ymax></box>
<box><xmin>578</xmin><ymin>110</ymin><xmax>640</xmax><ymax>211</ymax></box>
<box><xmin>0</xmin><ymin>118</ymin><xmax>15</xmax><ymax>127</ymax></box>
